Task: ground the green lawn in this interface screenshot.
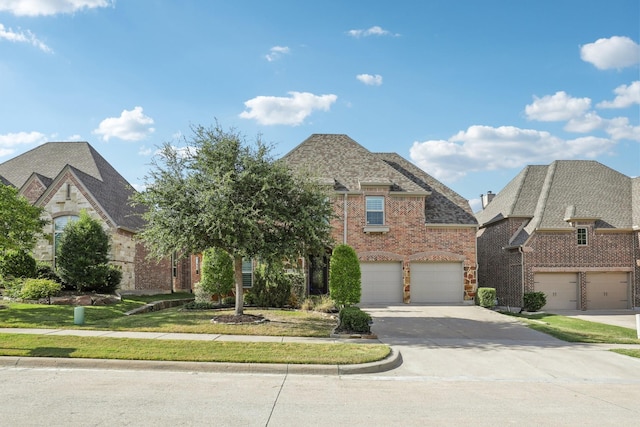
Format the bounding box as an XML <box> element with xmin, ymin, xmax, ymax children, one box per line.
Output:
<box><xmin>0</xmin><ymin>333</ymin><xmax>389</xmax><ymax>364</ymax></box>
<box><xmin>0</xmin><ymin>295</ymin><xmax>390</xmax><ymax>365</ymax></box>
<box><xmin>503</xmin><ymin>312</ymin><xmax>640</xmax><ymax>344</ymax></box>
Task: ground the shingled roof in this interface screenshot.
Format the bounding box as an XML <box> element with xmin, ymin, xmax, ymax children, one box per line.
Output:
<box><xmin>0</xmin><ymin>142</ymin><xmax>145</xmax><ymax>231</ymax></box>
<box><xmin>476</xmin><ymin>160</ymin><xmax>635</xmax><ymax>235</ymax></box>
<box><xmin>283</xmin><ymin>134</ymin><xmax>477</xmax><ymax>225</ymax></box>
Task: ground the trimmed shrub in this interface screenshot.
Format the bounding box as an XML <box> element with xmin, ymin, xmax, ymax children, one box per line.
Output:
<box><xmin>288</xmin><ymin>271</ymin><xmax>306</xmax><ymax>309</ymax></box>
<box><xmin>338</xmin><ymin>306</ymin><xmax>372</xmax><ymax>334</ymax></box>
<box><xmin>56</xmin><ymin>210</ymin><xmax>111</xmax><ymax>292</ymax></box>
<box><xmin>523</xmin><ymin>292</ymin><xmax>547</xmax><ymax>312</ymax></box>
<box><xmin>329</xmin><ymin>244</ymin><xmax>361</xmax><ymax>307</ymax></box>
<box><xmin>0</xmin><ymin>249</ymin><xmax>36</xmax><ymax>280</ymax></box>
<box><xmin>19</xmin><ymin>278</ymin><xmax>61</xmax><ymax>303</ymax></box>
<box><xmin>36</xmin><ymin>263</ymin><xmax>60</xmax><ymax>283</ymax></box>
<box><xmin>200</xmin><ymin>248</ymin><xmax>234</xmax><ymax>305</ymax></box>
<box><xmin>3</xmin><ymin>278</ymin><xmax>24</xmax><ymax>298</ymax></box>
<box><xmin>193</xmin><ymin>282</ymin><xmax>213</xmax><ymax>304</ymax></box>
<box><xmin>250</xmin><ymin>261</ymin><xmax>291</xmax><ymax>308</ymax></box>
<box><xmin>476</xmin><ymin>287</ymin><xmax>497</xmax><ymax>308</ymax></box>
<box><xmin>243</xmin><ymin>292</ymin><xmax>255</xmax><ymax>306</ymax></box>
<box><xmin>222</xmin><ymin>296</ymin><xmax>236</xmax><ymax>306</ymax></box>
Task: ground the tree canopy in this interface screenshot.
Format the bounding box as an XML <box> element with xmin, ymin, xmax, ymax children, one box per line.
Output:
<box><xmin>0</xmin><ymin>183</ymin><xmax>47</xmax><ymax>253</ymax></box>
<box><xmin>133</xmin><ymin>123</ymin><xmax>334</xmax><ymax>315</ymax></box>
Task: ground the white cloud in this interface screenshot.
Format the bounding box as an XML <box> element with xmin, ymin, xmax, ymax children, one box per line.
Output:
<box><xmin>0</xmin><ymin>131</ymin><xmax>47</xmax><ymax>157</ymax></box>
<box><xmin>67</xmin><ymin>134</ymin><xmax>82</xmax><ymax>141</ymax></box>
<box><xmin>347</xmin><ymin>26</ymin><xmax>398</xmax><ymax>38</ymax></box>
<box><xmin>138</xmin><ymin>145</ymin><xmax>152</xmax><ymax>156</ymax></box>
<box><xmin>597</xmin><ymin>81</ymin><xmax>640</xmax><ymax>109</ymax></box>
<box><xmin>409</xmin><ymin>125</ymin><xmax>615</xmax><ymax>182</ymax></box>
<box><xmin>525</xmin><ymin>91</ymin><xmax>591</xmax><ymax>122</ymax></box>
<box><xmin>239</xmin><ymin>91</ymin><xmax>337</xmax><ymax>126</ymax></box>
<box><xmin>0</xmin><ymin>0</ymin><xmax>113</xmax><ymax>16</ymax></box>
<box><xmin>93</xmin><ymin>106</ymin><xmax>155</xmax><ymax>142</ymax></box>
<box><xmin>605</xmin><ymin>117</ymin><xmax>640</xmax><ymax>142</ymax></box>
<box><xmin>356</xmin><ymin>74</ymin><xmax>383</xmax><ymax>86</ymax></box>
<box><xmin>0</xmin><ymin>23</ymin><xmax>52</xmax><ymax>53</ymax></box>
<box><xmin>580</xmin><ymin>36</ymin><xmax>640</xmax><ymax>70</ymax></box>
<box><xmin>564</xmin><ymin>112</ymin><xmax>604</xmax><ymax>133</ymax></box>
<box><xmin>265</xmin><ymin>45</ymin><xmax>290</xmax><ymax>62</ymax></box>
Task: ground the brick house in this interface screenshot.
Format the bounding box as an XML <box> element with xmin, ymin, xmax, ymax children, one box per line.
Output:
<box><xmin>283</xmin><ymin>134</ymin><xmax>478</xmax><ymax>304</ymax></box>
<box><xmin>0</xmin><ymin>142</ymin><xmax>178</xmax><ymax>293</ymax></box>
<box><xmin>476</xmin><ymin>160</ymin><xmax>639</xmax><ymax>310</ymax></box>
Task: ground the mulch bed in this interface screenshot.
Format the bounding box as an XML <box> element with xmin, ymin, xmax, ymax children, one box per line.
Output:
<box><xmin>211</xmin><ymin>314</ymin><xmax>269</xmax><ymax>324</ymax></box>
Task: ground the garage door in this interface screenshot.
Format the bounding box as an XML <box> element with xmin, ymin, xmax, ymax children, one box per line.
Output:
<box><xmin>411</xmin><ymin>262</ymin><xmax>463</xmax><ymax>303</ymax></box>
<box><xmin>360</xmin><ymin>262</ymin><xmax>403</xmax><ymax>304</ymax></box>
<box><xmin>534</xmin><ymin>273</ymin><xmax>578</xmax><ymax>310</ymax></box>
<box><xmin>586</xmin><ymin>272</ymin><xmax>629</xmax><ymax>310</ymax></box>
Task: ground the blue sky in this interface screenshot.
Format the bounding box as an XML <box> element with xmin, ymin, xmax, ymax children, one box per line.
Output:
<box><xmin>1</xmin><ymin>0</ymin><xmax>638</xmax><ymax>212</ymax></box>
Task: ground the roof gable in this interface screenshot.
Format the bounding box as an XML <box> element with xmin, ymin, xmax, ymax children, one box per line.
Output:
<box><xmin>477</xmin><ymin>160</ymin><xmax>633</xmax><ymax>231</ymax></box>
<box><xmin>0</xmin><ymin>142</ymin><xmax>144</xmax><ymax>231</ymax></box>
<box><xmin>283</xmin><ymin>134</ymin><xmax>427</xmax><ymax>193</ymax></box>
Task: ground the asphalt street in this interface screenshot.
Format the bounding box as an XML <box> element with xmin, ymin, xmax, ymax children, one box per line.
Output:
<box><xmin>1</xmin><ymin>305</ymin><xmax>640</xmax><ymax>426</ymax></box>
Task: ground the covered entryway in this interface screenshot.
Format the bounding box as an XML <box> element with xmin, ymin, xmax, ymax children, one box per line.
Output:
<box><xmin>586</xmin><ymin>272</ymin><xmax>629</xmax><ymax>310</ymax></box>
<box><xmin>360</xmin><ymin>262</ymin><xmax>403</xmax><ymax>304</ymax></box>
<box><xmin>534</xmin><ymin>273</ymin><xmax>579</xmax><ymax>310</ymax></box>
<box><xmin>410</xmin><ymin>262</ymin><xmax>463</xmax><ymax>303</ymax></box>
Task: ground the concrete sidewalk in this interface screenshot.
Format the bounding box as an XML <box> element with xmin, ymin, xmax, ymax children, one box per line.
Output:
<box><xmin>0</xmin><ymin>327</ymin><xmax>402</xmax><ymax>375</ymax></box>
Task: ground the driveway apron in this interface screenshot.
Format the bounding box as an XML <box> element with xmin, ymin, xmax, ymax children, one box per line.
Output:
<box><xmin>362</xmin><ymin>304</ymin><xmax>640</xmax><ymax>383</ymax></box>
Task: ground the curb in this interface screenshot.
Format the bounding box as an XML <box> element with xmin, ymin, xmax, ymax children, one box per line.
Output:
<box><xmin>0</xmin><ymin>348</ymin><xmax>402</xmax><ymax>376</ymax></box>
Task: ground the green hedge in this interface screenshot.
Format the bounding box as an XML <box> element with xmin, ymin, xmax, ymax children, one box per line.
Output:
<box><xmin>523</xmin><ymin>292</ymin><xmax>547</xmax><ymax>312</ymax></box>
<box><xmin>19</xmin><ymin>278</ymin><xmax>61</xmax><ymax>304</ymax></box>
<box><xmin>476</xmin><ymin>287</ymin><xmax>496</xmax><ymax>308</ymax></box>
<box><xmin>338</xmin><ymin>306</ymin><xmax>371</xmax><ymax>334</ymax></box>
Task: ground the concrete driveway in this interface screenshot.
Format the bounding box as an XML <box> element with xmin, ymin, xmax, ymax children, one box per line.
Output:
<box><xmin>362</xmin><ymin>304</ymin><xmax>640</xmax><ymax>382</ymax></box>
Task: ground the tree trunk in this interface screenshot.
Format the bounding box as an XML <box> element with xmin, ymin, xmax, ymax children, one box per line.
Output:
<box><xmin>234</xmin><ymin>255</ymin><xmax>244</xmax><ymax>316</ymax></box>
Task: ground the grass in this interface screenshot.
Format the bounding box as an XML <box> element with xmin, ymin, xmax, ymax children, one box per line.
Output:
<box><xmin>502</xmin><ymin>311</ymin><xmax>640</xmax><ymax>344</ymax></box>
<box><xmin>0</xmin><ymin>295</ymin><xmax>390</xmax><ymax>364</ymax></box>
<box><xmin>611</xmin><ymin>349</ymin><xmax>640</xmax><ymax>359</ymax></box>
<box><xmin>0</xmin><ymin>333</ymin><xmax>390</xmax><ymax>364</ymax></box>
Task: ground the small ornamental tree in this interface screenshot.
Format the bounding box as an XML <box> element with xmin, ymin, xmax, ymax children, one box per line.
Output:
<box><xmin>56</xmin><ymin>210</ymin><xmax>111</xmax><ymax>292</ymax></box>
<box><xmin>0</xmin><ymin>249</ymin><xmax>37</xmax><ymax>280</ymax></box>
<box><xmin>329</xmin><ymin>244</ymin><xmax>361</xmax><ymax>307</ymax></box>
<box><xmin>200</xmin><ymin>248</ymin><xmax>234</xmax><ymax>305</ymax></box>
<box><xmin>0</xmin><ymin>183</ymin><xmax>47</xmax><ymax>253</ymax></box>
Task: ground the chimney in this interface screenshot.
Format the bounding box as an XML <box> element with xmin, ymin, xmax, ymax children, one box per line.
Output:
<box><xmin>481</xmin><ymin>191</ymin><xmax>495</xmax><ymax>209</ymax></box>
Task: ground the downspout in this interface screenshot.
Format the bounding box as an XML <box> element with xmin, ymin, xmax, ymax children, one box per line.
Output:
<box><xmin>518</xmin><ymin>246</ymin><xmax>525</xmax><ymax>310</ymax></box>
<box><xmin>343</xmin><ymin>192</ymin><xmax>348</xmax><ymax>244</ymax></box>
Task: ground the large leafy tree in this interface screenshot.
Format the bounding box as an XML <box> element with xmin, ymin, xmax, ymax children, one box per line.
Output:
<box><xmin>0</xmin><ymin>183</ymin><xmax>47</xmax><ymax>253</ymax></box>
<box><xmin>133</xmin><ymin>123</ymin><xmax>334</xmax><ymax>315</ymax></box>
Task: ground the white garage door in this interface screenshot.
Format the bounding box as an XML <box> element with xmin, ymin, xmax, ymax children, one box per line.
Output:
<box><xmin>411</xmin><ymin>262</ymin><xmax>463</xmax><ymax>303</ymax></box>
<box><xmin>586</xmin><ymin>272</ymin><xmax>629</xmax><ymax>310</ymax></box>
<box><xmin>534</xmin><ymin>273</ymin><xmax>578</xmax><ymax>310</ymax></box>
<box><xmin>360</xmin><ymin>262</ymin><xmax>403</xmax><ymax>304</ymax></box>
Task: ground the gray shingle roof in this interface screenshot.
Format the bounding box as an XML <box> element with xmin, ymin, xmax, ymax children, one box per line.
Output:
<box><xmin>476</xmin><ymin>160</ymin><xmax>634</xmax><ymax>231</ymax></box>
<box><xmin>0</xmin><ymin>142</ymin><xmax>145</xmax><ymax>231</ymax></box>
<box><xmin>283</xmin><ymin>134</ymin><xmax>477</xmax><ymax>225</ymax></box>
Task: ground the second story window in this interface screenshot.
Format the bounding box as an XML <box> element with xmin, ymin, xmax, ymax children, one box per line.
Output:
<box><xmin>366</xmin><ymin>196</ymin><xmax>384</xmax><ymax>225</ymax></box>
<box><xmin>577</xmin><ymin>227</ymin><xmax>588</xmax><ymax>246</ymax></box>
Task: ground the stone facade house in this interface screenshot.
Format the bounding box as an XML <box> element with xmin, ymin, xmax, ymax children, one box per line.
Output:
<box><xmin>0</xmin><ymin>142</ymin><xmax>178</xmax><ymax>293</ymax></box>
<box><xmin>476</xmin><ymin>160</ymin><xmax>639</xmax><ymax>310</ymax></box>
<box><xmin>283</xmin><ymin>134</ymin><xmax>478</xmax><ymax>304</ymax></box>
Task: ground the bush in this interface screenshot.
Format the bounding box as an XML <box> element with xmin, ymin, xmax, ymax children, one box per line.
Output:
<box><xmin>250</xmin><ymin>261</ymin><xmax>291</xmax><ymax>308</ymax></box>
<box><xmin>243</xmin><ymin>292</ymin><xmax>255</xmax><ymax>306</ymax></box>
<box><xmin>338</xmin><ymin>306</ymin><xmax>372</xmax><ymax>334</ymax></box>
<box><xmin>36</xmin><ymin>263</ymin><xmax>60</xmax><ymax>283</ymax></box>
<box><xmin>193</xmin><ymin>282</ymin><xmax>213</xmax><ymax>304</ymax></box>
<box><xmin>222</xmin><ymin>296</ymin><xmax>236</xmax><ymax>306</ymax></box>
<box><xmin>523</xmin><ymin>292</ymin><xmax>547</xmax><ymax>312</ymax></box>
<box><xmin>0</xmin><ymin>249</ymin><xmax>36</xmax><ymax>280</ymax></box>
<box><xmin>200</xmin><ymin>248</ymin><xmax>234</xmax><ymax>305</ymax></box>
<box><xmin>183</xmin><ymin>301</ymin><xmax>215</xmax><ymax>310</ymax></box>
<box><xmin>288</xmin><ymin>271</ymin><xmax>306</xmax><ymax>308</ymax></box>
<box><xmin>476</xmin><ymin>287</ymin><xmax>496</xmax><ymax>308</ymax></box>
<box><xmin>329</xmin><ymin>244</ymin><xmax>361</xmax><ymax>307</ymax></box>
<box><xmin>56</xmin><ymin>210</ymin><xmax>111</xmax><ymax>292</ymax></box>
<box><xmin>3</xmin><ymin>278</ymin><xmax>24</xmax><ymax>298</ymax></box>
<box><xmin>19</xmin><ymin>278</ymin><xmax>61</xmax><ymax>303</ymax></box>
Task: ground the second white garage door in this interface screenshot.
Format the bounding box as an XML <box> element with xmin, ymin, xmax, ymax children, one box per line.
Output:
<box><xmin>360</xmin><ymin>262</ymin><xmax>403</xmax><ymax>304</ymax></box>
<box><xmin>586</xmin><ymin>272</ymin><xmax>629</xmax><ymax>310</ymax></box>
<box><xmin>534</xmin><ymin>273</ymin><xmax>579</xmax><ymax>310</ymax></box>
<box><xmin>411</xmin><ymin>262</ymin><xmax>463</xmax><ymax>303</ymax></box>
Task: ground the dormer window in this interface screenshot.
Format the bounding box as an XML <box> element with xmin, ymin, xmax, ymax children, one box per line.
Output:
<box><xmin>366</xmin><ymin>196</ymin><xmax>384</xmax><ymax>225</ymax></box>
<box><xmin>577</xmin><ymin>227</ymin><xmax>587</xmax><ymax>246</ymax></box>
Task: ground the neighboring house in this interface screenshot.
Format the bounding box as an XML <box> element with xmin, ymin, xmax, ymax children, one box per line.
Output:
<box><xmin>476</xmin><ymin>160</ymin><xmax>639</xmax><ymax>310</ymax></box>
<box><xmin>0</xmin><ymin>142</ymin><xmax>179</xmax><ymax>293</ymax></box>
<box><xmin>283</xmin><ymin>134</ymin><xmax>478</xmax><ymax>304</ymax></box>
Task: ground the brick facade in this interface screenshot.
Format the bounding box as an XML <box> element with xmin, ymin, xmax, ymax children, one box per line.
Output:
<box><xmin>335</xmin><ymin>191</ymin><xmax>477</xmax><ymax>303</ymax></box>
